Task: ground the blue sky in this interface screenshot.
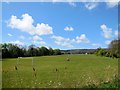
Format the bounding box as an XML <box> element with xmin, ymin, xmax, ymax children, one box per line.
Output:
<box><xmin>2</xmin><ymin>2</ymin><xmax>118</xmax><ymax>50</ymax></box>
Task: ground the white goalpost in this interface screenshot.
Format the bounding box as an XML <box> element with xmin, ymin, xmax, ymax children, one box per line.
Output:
<box><xmin>16</xmin><ymin>57</ymin><xmax>34</xmax><ymax>67</ymax></box>
<box><xmin>66</xmin><ymin>50</ymin><xmax>72</xmax><ymax>61</ymax></box>
<box><xmin>15</xmin><ymin>57</ymin><xmax>37</xmax><ymax>78</ymax></box>
<box><xmin>16</xmin><ymin>57</ymin><xmax>36</xmax><ymax>73</ymax></box>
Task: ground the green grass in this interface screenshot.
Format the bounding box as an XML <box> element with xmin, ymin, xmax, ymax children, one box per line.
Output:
<box><xmin>2</xmin><ymin>54</ymin><xmax>118</xmax><ymax>88</ymax></box>
<box><xmin>0</xmin><ymin>61</ymin><xmax>2</xmax><ymax>89</ymax></box>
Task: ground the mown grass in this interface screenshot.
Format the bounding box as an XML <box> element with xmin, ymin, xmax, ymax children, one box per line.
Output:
<box><xmin>2</xmin><ymin>54</ymin><xmax>118</xmax><ymax>88</ymax></box>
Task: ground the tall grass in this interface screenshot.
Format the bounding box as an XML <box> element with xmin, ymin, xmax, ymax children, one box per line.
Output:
<box><xmin>31</xmin><ymin>57</ymin><xmax>37</xmax><ymax>88</ymax></box>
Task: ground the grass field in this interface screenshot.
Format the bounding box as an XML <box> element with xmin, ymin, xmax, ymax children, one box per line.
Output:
<box><xmin>2</xmin><ymin>54</ymin><xmax>118</xmax><ymax>88</ymax></box>
<box><xmin>0</xmin><ymin>61</ymin><xmax>2</xmax><ymax>89</ymax></box>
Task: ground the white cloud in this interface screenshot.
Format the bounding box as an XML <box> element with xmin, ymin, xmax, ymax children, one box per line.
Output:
<box><xmin>64</xmin><ymin>26</ymin><xmax>74</xmax><ymax>31</ymax></box>
<box><xmin>36</xmin><ymin>23</ymin><xmax>53</xmax><ymax>35</ymax></box>
<box><xmin>31</xmin><ymin>35</ymin><xmax>46</xmax><ymax>45</ymax></box>
<box><xmin>52</xmin><ymin>0</ymin><xmax>118</xmax><ymax>10</ymax></box>
<box><xmin>114</xmin><ymin>30</ymin><xmax>120</xmax><ymax>39</ymax></box>
<box><xmin>52</xmin><ymin>0</ymin><xmax>76</xmax><ymax>7</ymax></box>
<box><xmin>51</xmin><ymin>35</ymin><xmax>74</xmax><ymax>47</ymax></box>
<box><xmin>114</xmin><ymin>30</ymin><xmax>118</xmax><ymax>38</ymax></box>
<box><xmin>33</xmin><ymin>41</ymin><xmax>46</xmax><ymax>45</ymax></box>
<box><xmin>105</xmin><ymin>40</ymin><xmax>111</xmax><ymax>45</ymax></box>
<box><xmin>39</xmin><ymin>41</ymin><xmax>46</xmax><ymax>45</ymax></box>
<box><xmin>8</xmin><ymin>13</ymin><xmax>53</xmax><ymax>36</ymax></box>
<box><xmin>8</xmin><ymin>40</ymin><xmax>25</xmax><ymax>46</ymax></box>
<box><xmin>33</xmin><ymin>35</ymin><xmax>43</xmax><ymax>41</ymax></box>
<box><xmin>4</xmin><ymin>0</ymin><xmax>10</xmax><ymax>4</ymax></box>
<box><xmin>91</xmin><ymin>43</ymin><xmax>101</xmax><ymax>47</ymax></box>
<box><xmin>106</xmin><ymin>0</ymin><xmax>118</xmax><ymax>8</ymax></box>
<box><xmin>55</xmin><ymin>41</ymin><xmax>73</xmax><ymax>47</ymax></box>
<box><xmin>51</xmin><ymin>34</ymin><xmax>90</xmax><ymax>47</ymax></box>
<box><xmin>84</xmin><ymin>0</ymin><xmax>118</xmax><ymax>9</ymax></box>
<box><xmin>85</xmin><ymin>2</ymin><xmax>98</xmax><ymax>10</ymax></box>
<box><xmin>68</xmin><ymin>2</ymin><xmax>76</xmax><ymax>7</ymax></box>
<box><xmin>100</xmin><ymin>24</ymin><xmax>113</xmax><ymax>39</ymax></box>
<box><xmin>52</xmin><ymin>35</ymin><xmax>66</xmax><ymax>41</ymax></box>
<box><xmin>76</xmin><ymin>34</ymin><xmax>90</xmax><ymax>43</ymax></box>
<box><xmin>52</xmin><ymin>0</ymin><xmax>61</xmax><ymax>2</ymax></box>
<box><xmin>19</xmin><ymin>35</ymin><xmax>25</xmax><ymax>39</ymax></box>
<box><xmin>101</xmin><ymin>24</ymin><xmax>119</xmax><ymax>39</ymax></box>
<box><xmin>8</xmin><ymin>33</ymin><xmax>12</xmax><ymax>37</ymax></box>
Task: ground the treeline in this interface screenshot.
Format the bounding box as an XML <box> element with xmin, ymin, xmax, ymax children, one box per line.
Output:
<box><xmin>61</xmin><ymin>49</ymin><xmax>96</xmax><ymax>54</ymax></box>
<box><xmin>1</xmin><ymin>43</ymin><xmax>61</xmax><ymax>58</ymax></box>
<box><xmin>95</xmin><ymin>39</ymin><xmax>120</xmax><ymax>58</ymax></box>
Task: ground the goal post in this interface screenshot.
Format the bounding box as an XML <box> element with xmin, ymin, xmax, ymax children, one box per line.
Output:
<box><xmin>17</xmin><ymin>57</ymin><xmax>34</xmax><ymax>67</ymax></box>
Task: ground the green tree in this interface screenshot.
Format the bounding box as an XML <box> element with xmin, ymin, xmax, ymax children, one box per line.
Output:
<box><xmin>2</xmin><ymin>43</ymin><xmax>9</xmax><ymax>58</ymax></box>
<box><xmin>54</xmin><ymin>49</ymin><xmax>61</xmax><ymax>55</ymax></box>
<box><xmin>28</xmin><ymin>45</ymin><xmax>38</xmax><ymax>56</ymax></box>
<box><xmin>40</xmin><ymin>46</ymin><xmax>49</xmax><ymax>56</ymax></box>
<box><xmin>109</xmin><ymin>39</ymin><xmax>120</xmax><ymax>58</ymax></box>
<box><xmin>49</xmin><ymin>47</ymin><xmax>54</xmax><ymax>55</ymax></box>
<box><xmin>2</xmin><ymin>43</ymin><xmax>62</xmax><ymax>58</ymax></box>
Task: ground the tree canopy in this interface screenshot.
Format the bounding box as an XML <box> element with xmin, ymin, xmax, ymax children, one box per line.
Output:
<box><xmin>1</xmin><ymin>43</ymin><xmax>61</xmax><ymax>58</ymax></box>
<box><xmin>95</xmin><ymin>39</ymin><xmax>120</xmax><ymax>58</ymax></box>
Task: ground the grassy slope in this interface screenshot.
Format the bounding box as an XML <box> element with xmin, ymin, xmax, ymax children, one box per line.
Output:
<box><xmin>2</xmin><ymin>54</ymin><xmax>118</xmax><ymax>88</ymax></box>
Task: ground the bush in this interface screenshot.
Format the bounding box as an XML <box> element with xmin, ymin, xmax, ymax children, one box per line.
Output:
<box><xmin>95</xmin><ymin>48</ymin><xmax>118</xmax><ymax>58</ymax></box>
<box><xmin>53</xmin><ymin>49</ymin><xmax>61</xmax><ymax>55</ymax></box>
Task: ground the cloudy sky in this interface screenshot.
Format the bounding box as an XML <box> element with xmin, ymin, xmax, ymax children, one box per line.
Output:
<box><xmin>2</xmin><ymin>1</ymin><xmax>118</xmax><ymax>49</ymax></box>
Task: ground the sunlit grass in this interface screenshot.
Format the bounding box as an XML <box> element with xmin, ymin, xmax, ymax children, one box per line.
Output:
<box><xmin>2</xmin><ymin>54</ymin><xmax>118</xmax><ymax>88</ymax></box>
